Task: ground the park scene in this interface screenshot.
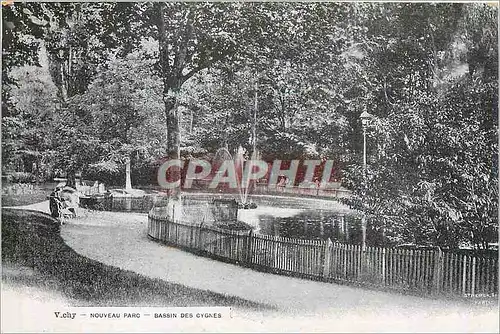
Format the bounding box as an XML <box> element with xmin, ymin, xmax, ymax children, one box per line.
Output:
<box><xmin>1</xmin><ymin>2</ymin><xmax>499</xmax><ymax>333</ymax></box>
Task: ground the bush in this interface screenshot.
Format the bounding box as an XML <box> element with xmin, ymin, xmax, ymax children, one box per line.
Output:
<box><xmin>214</xmin><ymin>220</ymin><xmax>253</xmax><ymax>231</ymax></box>
<box><xmin>1</xmin><ymin>189</ymin><xmax>49</xmax><ymax>206</ymax></box>
<box><xmin>82</xmin><ymin>167</ymin><xmax>123</xmax><ymax>188</ymax></box>
<box><xmin>7</xmin><ymin>172</ymin><xmax>36</xmax><ymax>184</ymax></box>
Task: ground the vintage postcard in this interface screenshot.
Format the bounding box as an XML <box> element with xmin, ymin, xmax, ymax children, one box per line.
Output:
<box><xmin>1</xmin><ymin>1</ymin><xmax>498</xmax><ymax>333</ymax></box>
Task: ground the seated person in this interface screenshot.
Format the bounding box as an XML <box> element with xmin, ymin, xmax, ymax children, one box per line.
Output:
<box><xmin>49</xmin><ymin>187</ymin><xmax>62</xmax><ymax>219</ymax></box>
<box><xmin>49</xmin><ymin>187</ymin><xmax>77</xmax><ymax>221</ymax></box>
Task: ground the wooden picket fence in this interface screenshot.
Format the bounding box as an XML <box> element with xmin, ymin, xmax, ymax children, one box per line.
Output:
<box><xmin>148</xmin><ymin>215</ymin><xmax>498</xmax><ymax>298</ymax></box>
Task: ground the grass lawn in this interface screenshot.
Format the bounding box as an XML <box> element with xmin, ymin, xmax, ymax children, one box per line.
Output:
<box><xmin>2</xmin><ymin>188</ymin><xmax>50</xmax><ymax>207</ymax></box>
<box><xmin>1</xmin><ymin>208</ymin><xmax>269</xmax><ymax>309</ymax></box>
<box><xmin>1</xmin><ymin>182</ymin><xmax>59</xmax><ymax>207</ymax></box>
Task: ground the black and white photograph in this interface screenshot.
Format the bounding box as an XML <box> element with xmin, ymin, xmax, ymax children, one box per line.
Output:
<box><xmin>1</xmin><ymin>1</ymin><xmax>498</xmax><ymax>333</ymax></box>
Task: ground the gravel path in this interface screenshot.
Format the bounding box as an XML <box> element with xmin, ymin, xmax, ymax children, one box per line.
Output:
<box><xmin>5</xmin><ymin>201</ymin><xmax>499</xmax><ymax>332</ymax></box>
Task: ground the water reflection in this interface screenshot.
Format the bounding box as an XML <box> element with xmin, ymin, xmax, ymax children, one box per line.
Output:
<box><xmin>257</xmin><ymin>210</ymin><xmax>363</xmax><ymax>243</ymax></box>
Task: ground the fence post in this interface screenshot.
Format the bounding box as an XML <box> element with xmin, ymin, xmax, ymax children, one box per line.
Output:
<box><xmin>125</xmin><ymin>197</ymin><xmax>132</xmax><ymax>211</ymax></box>
<box><xmin>273</xmin><ymin>235</ymin><xmax>279</xmax><ymax>269</ymax></box>
<box><xmin>323</xmin><ymin>238</ymin><xmax>332</xmax><ymax>279</ymax></box>
<box><xmin>432</xmin><ymin>247</ymin><xmax>443</xmax><ymax>294</ymax></box>
<box><xmin>106</xmin><ymin>195</ymin><xmax>113</xmax><ymax>211</ymax></box>
<box><xmin>245</xmin><ymin>229</ymin><xmax>253</xmax><ymax>265</ymax></box>
<box><xmin>343</xmin><ymin>244</ymin><xmax>348</xmax><ymax>279</ymax></box>
<box><xmin>198</xmin><ymin>222</ymin><xmax>204</xmax><ymax>251</ymax></box>
<box><xmin>462</xmin><ymin>255</ymin><xmax>467</xmax><ymax>296</ymax></box>
<box><xmin>189</xmin><ymin>225</ymin><xmax>194</xmax><ymax>248</ymax></box>
<box><xmin>358</xmin><ymin>245</ymin><xmax>364</xmax><ymax>282</ymax></box>
<box><xmin>471</xmin><ymin>256</ymin><xmax>476</xmax><ymax>297</ymax></box>
<box><xmin>382</xmin><ymin>247</ymin><xmax>386</xmax><ymax>285</ymax></box>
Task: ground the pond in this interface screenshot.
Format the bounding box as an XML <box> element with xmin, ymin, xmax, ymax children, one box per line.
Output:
<box><xmin>236</xmin><ymin>202</ymin><xmax>363</xmax><ymax>243</ymax></box>
<box><xmin>151</xmin><ymin>193</ymin><xmax>387</xmax><ymax>245</ymax></box>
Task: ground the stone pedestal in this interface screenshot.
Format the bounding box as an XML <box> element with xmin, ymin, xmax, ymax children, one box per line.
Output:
<box><xmin>211</xmin><ymin>198</ymin><xmax>238</xmax><ymax>223</ymax></box>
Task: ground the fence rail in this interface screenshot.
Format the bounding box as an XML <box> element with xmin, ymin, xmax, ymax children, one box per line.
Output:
<box><xmin>80</xmin><ymin>195</ymin><xmax>158</xmax><ymax>213</ymax></box>
<box><xmin>148</xmin><ymin>215</ymin><xmax>498</xmax><ymax>298</ymax></box>
<box><xmin>252</xmin><ymin>184</ymin><xmax>352</xmax><ymax>198</ymax></box>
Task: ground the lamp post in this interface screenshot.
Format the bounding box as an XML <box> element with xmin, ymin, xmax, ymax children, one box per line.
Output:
<box><xmin>360</xmin><ymin>111</ymin><xmax>373</xmax><ymax>251</ymax></box>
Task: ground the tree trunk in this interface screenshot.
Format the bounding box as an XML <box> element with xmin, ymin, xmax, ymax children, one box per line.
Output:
<box><xmin>156</xmin><ymin>2</ymin><xmax>182</xmax><ymax>202</ymax></box>
<box><xmin>164</xmin><ymin>94</ymin><xmax>181</xmax><ymax>200</ymax></box>
<box><xmin>189</xmin><ymin>108</ymin><xmax>194</xmax><ymax>135</ymax></box>
<box><xmin>253</xmin><ymin>80</ymin><xmax>258</xmax><ymax>154</ymax></box>
<box><xmin>125</xmin><ymin>156</ymin><xmax>132</xmax><ymax>190</ymax></box>
<box><xmin>66</xmin><ymin>169</ymin><xmax>76</xmax><ymax>189</ymax></box>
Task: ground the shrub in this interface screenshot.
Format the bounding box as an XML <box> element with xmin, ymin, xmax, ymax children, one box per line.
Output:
<box><xmin>7</xmin><ymin>172</ymin><xmax>36</xmax><ymax>183</ymax></box>
<box><xmin>214</xmin><ymin>220</ymin><xmax>253</xmax><ymax>231</ymax></box>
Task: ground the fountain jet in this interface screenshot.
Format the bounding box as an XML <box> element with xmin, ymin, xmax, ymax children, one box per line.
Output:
<box><xmin>214</xmin><ymin>146</ymin><xmax>257</xmax><ymax>209</ymax></box>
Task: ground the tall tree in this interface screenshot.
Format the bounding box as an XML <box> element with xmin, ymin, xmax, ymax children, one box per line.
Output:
<box><xmin>2</xmin><ymin>2</ymin><xmax>46</xmax><ymax>174</ymax></box>
<box><xmin>41</xmin><ymin>2</ymin><xmax>119</xmax><ymax>187</ymax></box>
<box><xmin>151</xmin><ymin>2</ymin><xmax>242</xmax><ymax>199</ymax></box>
<box><xmin>342</xmin><ymin>3</ymin><xmax>498</xmax><ymax>248</ymax></box>
<box><xmin>7</xmin><ymin>61</ymin><xmax>59</xmax><ymax>179</ymax></box>
<box><xmin>77</xmin><ymin>54</ymin><xmax>165</xmax><ymax>189</ymax></box>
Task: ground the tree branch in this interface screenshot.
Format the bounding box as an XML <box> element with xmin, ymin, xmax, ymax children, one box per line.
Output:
<box><xmin>154</xmin><ymin>2</ymin><xmax>170</xmax><ymax>90</ymax></box>
<box><xmin>180</xmin><ymin>52</ymin><xmax>226</xmax><ymax>85</ymax></box>
<box><xmin>172</xmin><ymin>6</ymin><xmax>195</xmax><ymax>87</ymax></box>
